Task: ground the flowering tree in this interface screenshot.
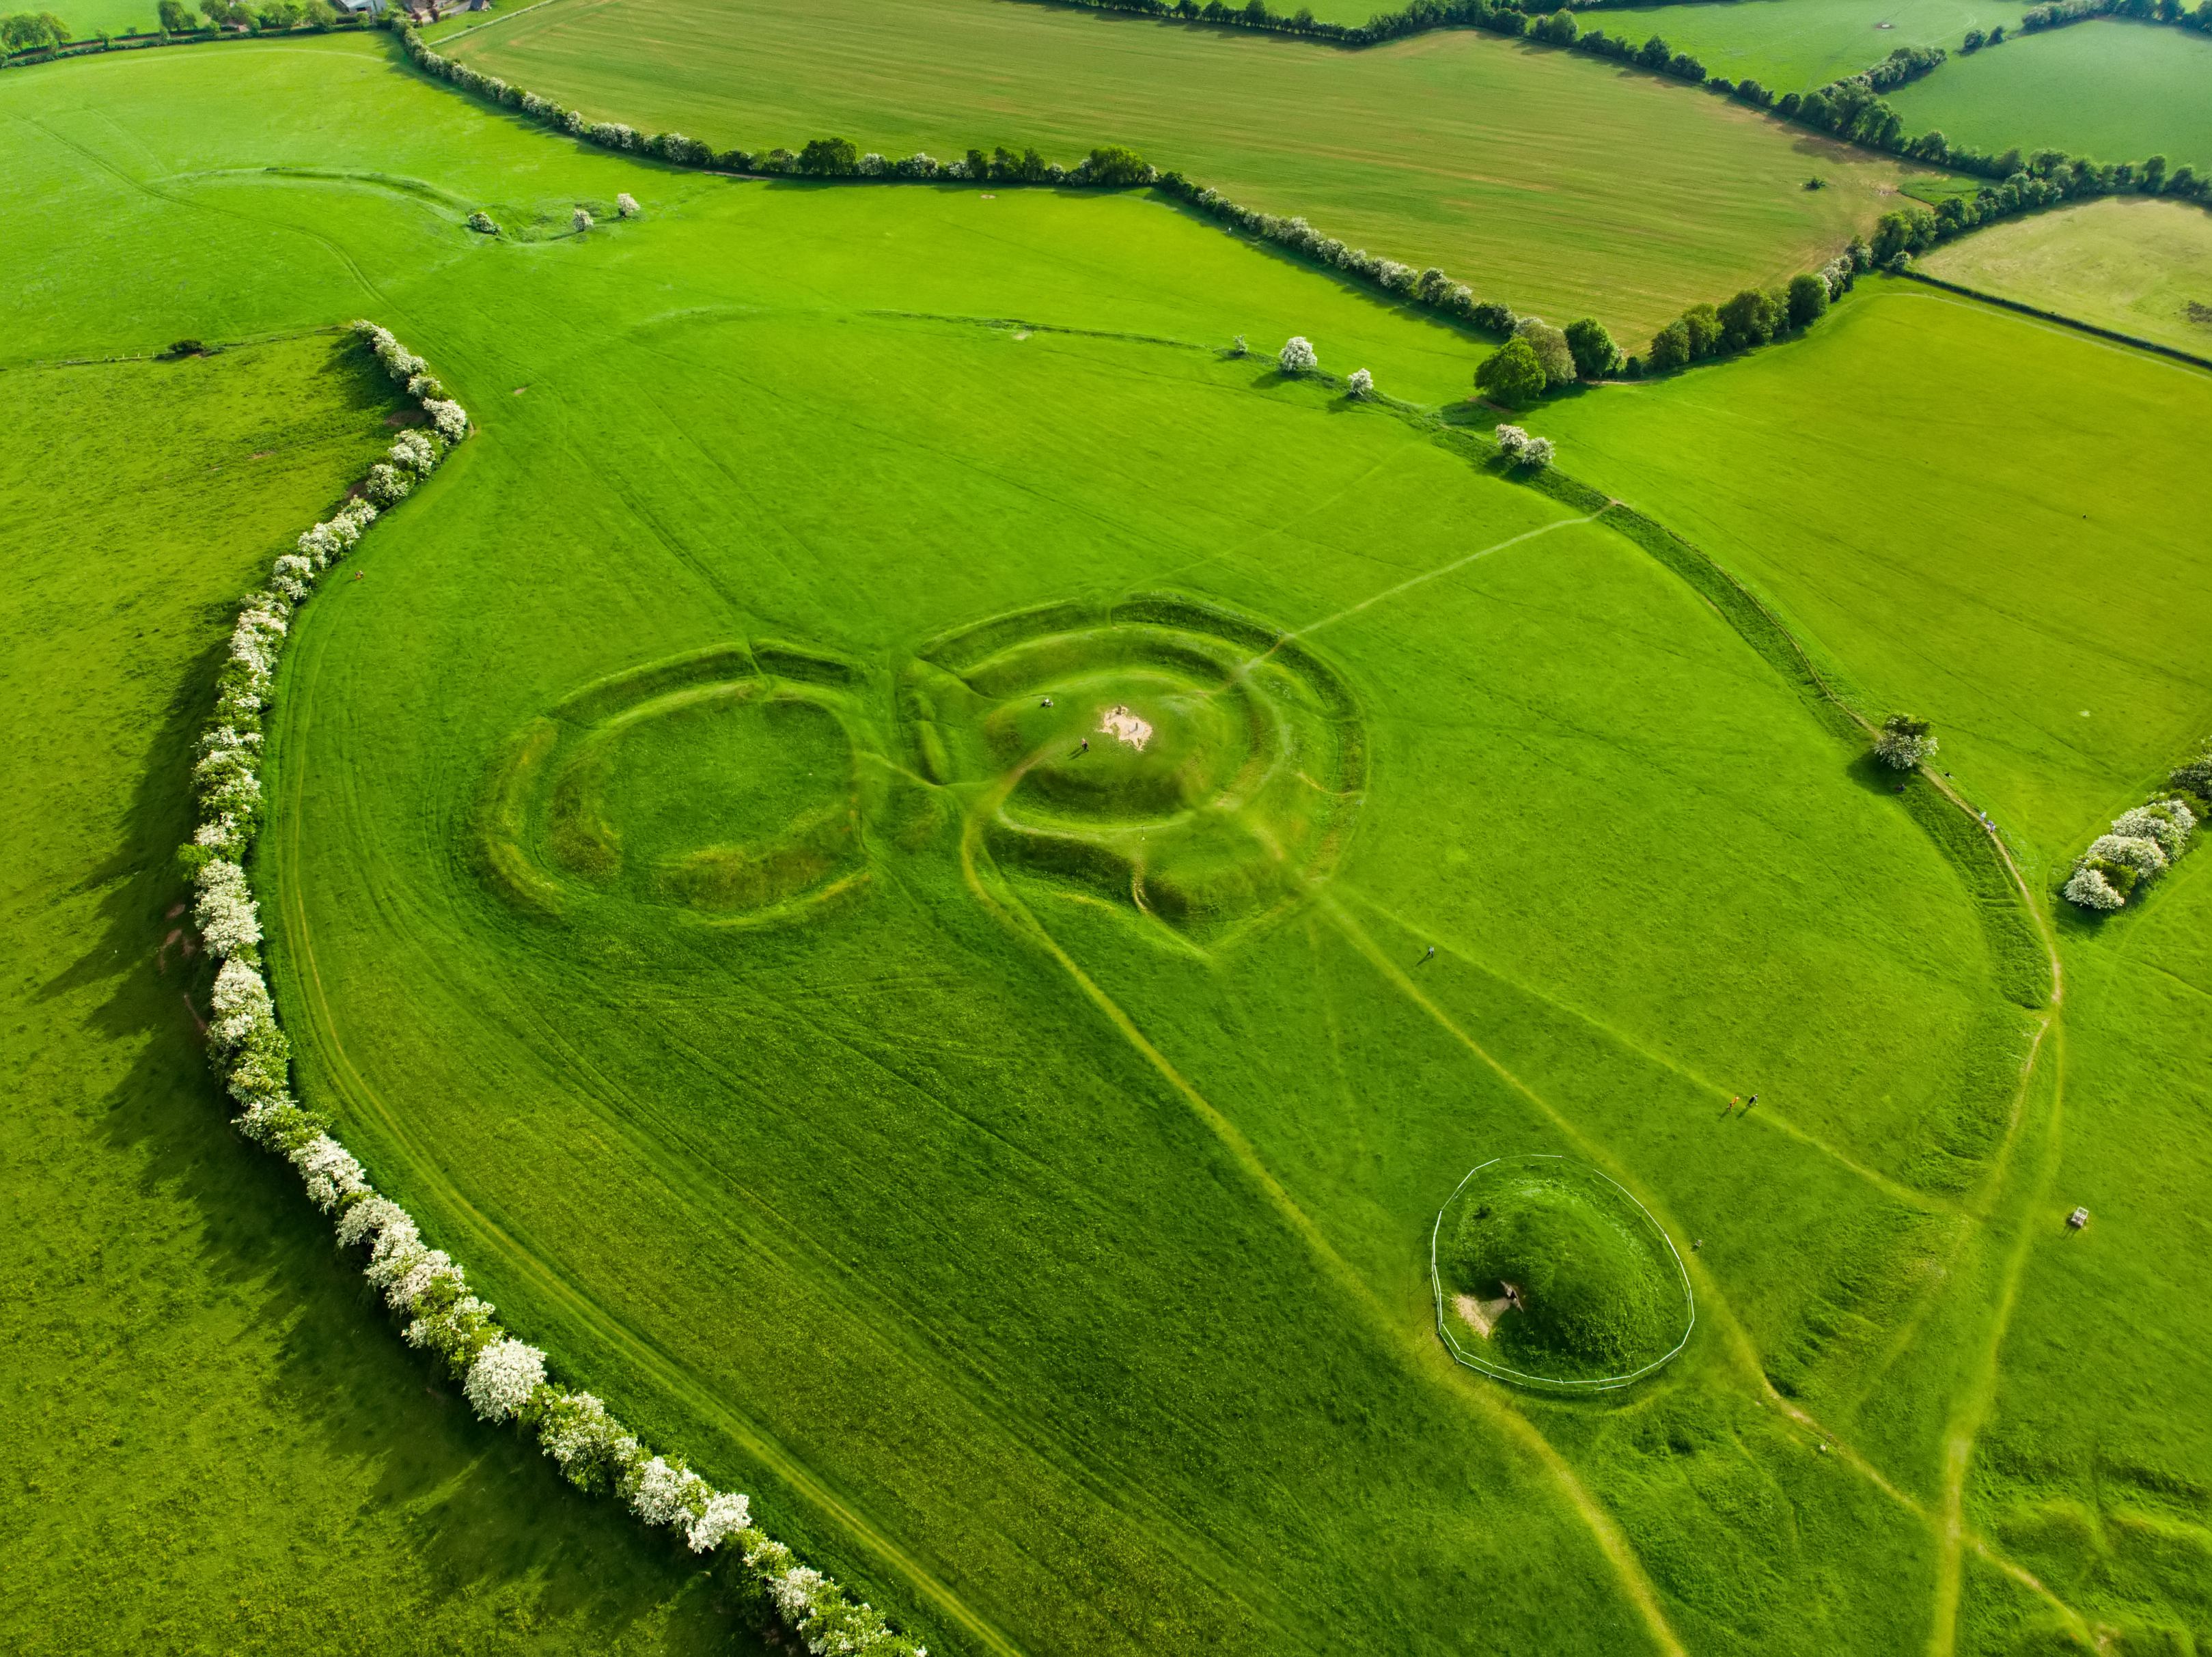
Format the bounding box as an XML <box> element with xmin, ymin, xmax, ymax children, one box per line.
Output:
<box><xmin>1519</xmin><ymin>435</ymin><xmax>1556</xmax><ymax>469</ymax></box>
<box><xmin>464</xmin><ymin>1339</ymin><xmax>549</xmax><ymax>1423</ymax></box>
<box><xmin>363</xmin><ymin>462</ymin><xmax>413</xmax><ymax>505</ymax></box>
<box><xmin>616</xmin><ymin>192</ymin><xmax>639</xmax><ymax>217</ymax></box>
<box><xmin>1278</xmin><ymin>335</ymin><xmax>1318</xmax><ymax>374</ymax></box>
<box><xmin>388</xmin><ymin>429</ymin><xmax>439</xmax><ymax>472</ymax></box>
<box><xmin>1347</xmin><ymin>367</ymin><xmax>1374</xmax><ymax>399</ymax></box>
<box><xmin>2063</xmin><ymin>865</ymin><xmax>2125</xmax><ymax>910</ymax></box>
<box><xmin>2085</xmin><ymin>833</ymin><xmax>2166</xmax><ymax>876</ymax></box>
<box><xmin>2113</xmin><ymin>798</ymin><xmax>2194</xmax><ymax>858</ymax></box>
<box><xmin>1493</xmin><ymin>423</ymin><xmax>1528</xmax><ymax>459</ymax></box>
<box><xmin>421</xmin><ymin>399</ymin><xmax>469</xmax><ymax>443</ymax></box>
<box><xmin>572</xmin><ymin>206</ymin><xmax>593</xmax><ymax>234</ymax></box>
<box><xmin>1873</xmin><ymin>712</ymin><xmax>1937</xmax><ymax>769</ymax></box>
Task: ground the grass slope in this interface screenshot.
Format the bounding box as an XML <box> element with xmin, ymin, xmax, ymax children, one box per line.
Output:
<box><xmin>0</xmin><ymin>334</ymin><xmax>759</xmax><ymax>1655</ymax></box>
<box><xmin>1889</xmin><ymin>17</ymin><xmax>2212</xmax><ymax>169</ymax></box>
<box><xmin>432</xmin><ymin>0</ymin><xmax>1916</xmax><ymax>344</ymax></box>
<box><xmin>1527</xmin><ymin>277</ymin><xmax>2212</xmax><ymax>872</ymax></box>
<box><xmin>1920</xmin><ymin>196</ymin><xmax>2212</xmax><ymax>357</ymax></box>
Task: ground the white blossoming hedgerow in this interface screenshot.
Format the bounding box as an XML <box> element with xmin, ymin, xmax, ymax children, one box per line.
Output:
<box><xmin>771</xmin><ymin>1566</ymin><xmax>827</xmax><ymax>1623</ymax></box>
<box><xmin>364</xmin><ymin>462</ymin><xmax>413</xmax><ymax>505</ymax></box>
<box><xmin>687</xmin><ymin>1491</ymin><xmax>751</xmax><ymax>1553</ymax></box>
<box><xmin>421</xmin><ymin>398</ymin><xmax>469</xmax><ymax>443</ymax></box>
<box><xmin>2086</xmin><ymin>833</ymin><xmax>2166</xmax><ymax>876</ymax></box>
<box><xmin>537</xmin><ymin>1390</ymin><xmax>644</xmax><ymax>1490</ymax></box>
<box><xmin>335</xmin><ymin>1193</ymin><xmax>411</xmax><ymax>1251</ymax></box>
<box><xmin>180</xmin><ymin>310</ymin><xmax>926</xmax><ymax>1657</ymax></box>
<box><xmin>193</xmin><ymin>859</ymin><xmax>262</xmax><ymax>961</ymax></box>
<box><xmin>463</xmin><ymin>1339</ymin><xmax>547</xmax><ymax>1423</ymax></box>
<box><xmin>627</xmin><ymin>1456</ymin><xmax>710</xmax><ymax>1527</ymax></box>
<box><xmin>1277</xmin><ymin>335</ymin><xmax>1317</xmax><ymax>374</ymax></box>
<box><xmin>404</xmin><ymin>1292</ymin><xmax>495</xmax><ymax>1352</ymax></box>
<box><xmin>292</xmin><ymin>1134</ymin><xmax>370</xmax><ymax>1212</ymax></box>
<box><xmin>387</xmin><ymin>428</ymin><xmax>439</xmax><ymax>472</ymax></box>
<box><xmin>2112</xmin><ymin>800</ymin><xmax>2194</xmax><ymax>857</ymax></box>
<box><xmin>2063</xmin><ymin>865</ymin><xmax>2126</xmax><ymax>911</ymax></box>
<box><xmin>1346</xmin><ymin>367</ymin><xmax>1373</xmax><ymax>398</ymax></box>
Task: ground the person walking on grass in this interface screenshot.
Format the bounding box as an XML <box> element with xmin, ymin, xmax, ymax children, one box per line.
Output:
<box><xmin>1424</xmin><ymin>945</ymin><xmax>1435</xmax><ymax>963</ymax></box>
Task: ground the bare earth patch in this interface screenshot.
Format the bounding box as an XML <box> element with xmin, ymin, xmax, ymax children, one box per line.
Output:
<box><xmin>1453</xmin><ymin>1292</ymin><xmax>1515</xmax><ymax>1339</ymax></box>
<box><xmin>1098</xmin><ymin>704</ymin><xmax>1152</xmax><ymax>751</ymax></box>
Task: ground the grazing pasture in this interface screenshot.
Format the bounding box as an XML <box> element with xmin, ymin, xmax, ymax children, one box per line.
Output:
<box><xmin>433</xmin><ymin>0</ymin><xmax>1917</xmax><ymax>343</ymax></box>
<box><xmin>0</xmin><ymin>335</ymin><xmax>756</xmax><ymax>1656</ymax></box>
<box><xmin>1527</xmin><ymin>278</ymin><xmax>2212</xmax><ymax>873</ymax></box>
<box><xmin>1574</xmin><ymin>0</ymin><xmax>2006</xmax><ymax>94</ymax></box>
<box><xmin>1919</xmin><ymin>196</ymin><xmax>2212</xmax><ymax>356</ymax></box>
<box><xmin>3</xmin><ymin>26</ymin><xmax>2209</xmax><ymax>1657</ymax></box>
<box><xmin>1888</xmin><ymin>17</ymin><xmax>2212</xmax><ymax>168</ymax></box>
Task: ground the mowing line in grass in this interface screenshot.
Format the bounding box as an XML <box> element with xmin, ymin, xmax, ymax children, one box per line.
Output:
<box><xmin>1280</xmin><ymin>514</ymin><xmax>1603</xmax><ymax>643</ymax></box>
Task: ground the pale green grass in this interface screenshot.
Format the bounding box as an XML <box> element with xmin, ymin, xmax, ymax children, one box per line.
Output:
<box><xmin>1920</xmin><ymin>195</ymin><xmax>2212</xmax><ymax>356</ymax></box>
<box><xmin>1889</xmin><ymin>16</ymin><xmax>2212</xmax><ymax>167</ymax></box>
<box><xmin>436</xmin><ymin>0</ymin><xmax>1916</xmax><ymax>344</ymax></box>
<box><xmin>1576</xmin><ymin>0</ymin><xmax>2007</xmax><ymax>94</ymax></box>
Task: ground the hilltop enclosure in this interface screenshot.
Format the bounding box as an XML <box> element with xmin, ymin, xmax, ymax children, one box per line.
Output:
<box><xmin>3</xmin><ymin>15</ymin><xmax>2211</xmax><ymax>1657</ymax></box>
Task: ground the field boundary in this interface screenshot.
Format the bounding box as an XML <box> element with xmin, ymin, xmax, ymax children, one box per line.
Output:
<box><xmin>178</xmin><ymin>320</ymin><xmax>943</xmax><ymax>1657</ymax></box>
<box><xmin>1900</xmin><ymin>268</ymin><xmax>2212</xmax><ymax>370</ymax></box>
<box><xmin>1590</xmin><ymin>499</ymin><xmax>2058</xmax><ymax>1009</ymax></box>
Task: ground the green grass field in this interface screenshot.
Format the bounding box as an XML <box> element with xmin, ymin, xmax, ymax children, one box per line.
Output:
<box><xmin>0</xmin><ymin>333</ymin><xmax>765</xmax><ymax>1654</ymax></box>
<box><xmin>1889</xmin><ymin>17</ymin><xmax>2212</xmax><ymax>168</ymax></box>
<box><xmin>1574</xmin><ymin>0</ymin><xmax>2008</xmax><ymax>94</ymax></box>
<box><xmin>1920</xmin><ymin>197</ymin><xmax>2212</xmax><ymax>356</ymax></box>
<box><xmin>429</xmin><ymin>0</ymin><xmax>1919</xmax><ymax>346</ymax></box>
<box><xmin>6</xmin><ymin>22</ymin><xmax>2212</xmax><ymax>1657</ymax></box>
<box><xmin>1527</xmin><ymin>278</ymin><xmax>2212</xmax><ymax>875</ymax></box>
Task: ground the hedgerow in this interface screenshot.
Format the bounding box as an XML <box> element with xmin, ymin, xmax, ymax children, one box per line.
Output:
<box><xmin>2062</xmin><ymin>758</ymin><xmax>2202</xmax><ymax>910</ymax></box>
<box><xmin>175</xmin><ymin>318</ymin><xmax>926</xmax><ymax>1657</ymax></box>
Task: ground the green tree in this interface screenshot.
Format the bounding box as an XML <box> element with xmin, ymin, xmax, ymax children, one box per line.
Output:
<box><xmin>1786</xmin><ymin>273</ymin><xmax>1830</xmax><ymax>329</ymax></box>
<box><xmin>1474</xmin><ymin>337</ymin><xmax>1546</xmax><ymax>408</ymax></box>
<box><xmin>1874</xmin><ymin>713</ymin><xmax>1937</xmax><ymax>770</ymax></box>
<box><xmin>156</xmin><ymin>0</ymin><xmax>195</xmax><ymax>27</ymax></box>
<box><xmin>1562</xmin><ymin>317</ymin><xmax>1620</xmax><ymax>379</ymax></box>
<box><xmin>1717</xmin><ymin>288</ymin><xmax>1779</xmax><ymax>352</ymax></box>
<box><xmin>1681</xmin><ymin>303</ymin><xmax>1721</xmax><ymax>359</ymax></box>
<box><xmin>1646</xmin><ymin>320</ymin><xmax>1691</xmax><ymax>372</ymax></box>
<box><xmin>1516</xmin><ymin>318</ymin><xmax>1577</xmax><ymax>387</ymax></box>
<box><xmin>797</xmin><ymin>137</ymin><xmax>859</xmax><ymax>176</ymax></box>
<box><xmin>2</xmin><ymin>8</ymin><xmax>69</xmax><ymax>46</ymax></box>
<box><xmin>1084</xmin><ymin>145</ymin><xmax>1151</xmax><ymax>186</ymax></box>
